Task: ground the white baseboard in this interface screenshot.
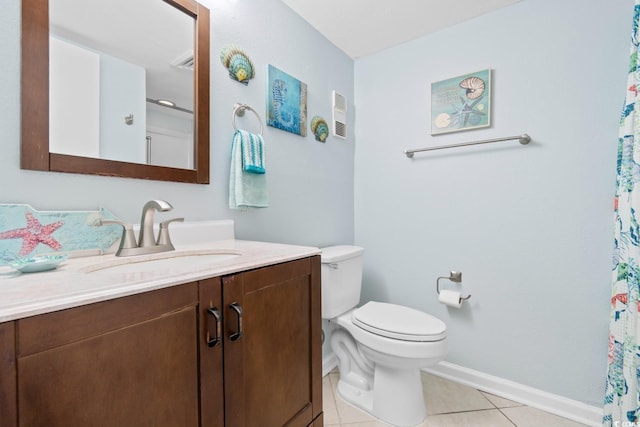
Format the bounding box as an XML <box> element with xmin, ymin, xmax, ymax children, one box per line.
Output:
<box><xmin>323</xmin><ymin>353</ymin><xmax>338</xmax><ymax>377</ymax></box>
<box><xmin>425</xmin><ymin>361</ymin><xmax>602</xmax><ymax>427</ymax></box>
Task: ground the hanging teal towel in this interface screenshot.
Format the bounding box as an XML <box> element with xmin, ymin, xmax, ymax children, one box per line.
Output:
<box><xmin>229</xmin><ymin>130</ymin><xmax>269</xmax><ymax>209</ymax></box>
<box><xmin>237</xmin><ymin>129</ymin><xmax>265</xmax><ymax>174</ymax></box>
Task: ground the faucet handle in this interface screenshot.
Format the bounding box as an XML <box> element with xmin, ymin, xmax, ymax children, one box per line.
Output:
<box><xmin>99</xmin><ymin>219</ymin><xmax>138</xmax><ymax>252</ymax></box>
<box><xmin>157</xmin><ymin>217</ymin><xmax>184</xmax><ymax>247</ymax></box>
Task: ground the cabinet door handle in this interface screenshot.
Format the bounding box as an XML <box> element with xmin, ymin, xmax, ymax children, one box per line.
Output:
<box><xmin>229</xmin><ymin>302</ymin><xmax>243</xmax><ymax>341</ymax></box>
<box><xmin>206</xmin><ymin>307</ymin><xmax>222</xmax><ymax>347</ymax></box>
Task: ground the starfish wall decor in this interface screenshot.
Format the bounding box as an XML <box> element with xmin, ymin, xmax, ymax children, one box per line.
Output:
<box><xmin>0</xmin><ymin>204</ymin><xmax>123</xmax><ymax>261</ymax></box>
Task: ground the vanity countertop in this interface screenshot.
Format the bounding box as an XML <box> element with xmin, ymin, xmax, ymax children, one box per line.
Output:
<box><xmin>0</xmin><ymin>239</ymin><xmax>320</xmax><ymax>323</ymax></box>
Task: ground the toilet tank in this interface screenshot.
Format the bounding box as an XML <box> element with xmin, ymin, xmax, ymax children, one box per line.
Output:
<box><xmin>320</xmin><ymin>245</ymin><xmax>364</xmax><ymax>319</ymax></box>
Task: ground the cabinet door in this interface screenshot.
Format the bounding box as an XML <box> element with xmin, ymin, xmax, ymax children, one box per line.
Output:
<box><xmin>199</xmin><ymin>277</ymin><xmax>224</xmax><ymax>427</ymax></box>
<box><xmin>16</xmin><ymin>284</ymin><xmax>200</xmax><ymax>427</ymax></box>
<box><xmin>0</xmin><ymin>321</ymin><xmax>17</xmax><ymax>427</ymax></box>
<box><xmin>223</xmin><ymin>257</ymin><xmax>322</xmax><ymax>427</ymax></box>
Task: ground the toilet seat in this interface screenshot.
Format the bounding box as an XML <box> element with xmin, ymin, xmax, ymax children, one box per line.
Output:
<box><xmin>352</xmin><ymin>301</ymin><xmax>446</xmax><ymax>342</ymax></box>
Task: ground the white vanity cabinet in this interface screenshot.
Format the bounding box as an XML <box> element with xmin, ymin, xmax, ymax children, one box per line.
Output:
<box><xmin>0</xmin><ymin>256</ymin><xmax>323</xmax><ymax>427</ymax></box>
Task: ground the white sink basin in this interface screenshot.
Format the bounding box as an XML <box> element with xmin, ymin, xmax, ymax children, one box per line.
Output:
<box><xmin>82</xmin><ymin>250</ymin><xmax>241</xmax><ymax>274</ymax></box>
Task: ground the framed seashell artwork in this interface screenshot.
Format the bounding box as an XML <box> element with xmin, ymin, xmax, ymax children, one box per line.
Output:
<box><xmin>430</xmin><ymin>69</ymin><xmax>491</xmax><ymax>135</ymax></box>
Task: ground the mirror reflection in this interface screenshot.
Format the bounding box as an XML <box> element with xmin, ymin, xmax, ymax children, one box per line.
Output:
<box><xmin>49</xmin><ymin>0</ymin><xmax>195</xmax><ymax>169</ymax></box>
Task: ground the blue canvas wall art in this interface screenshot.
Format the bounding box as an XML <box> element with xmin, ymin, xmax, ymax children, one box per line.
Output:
<box><xmin>266</xmin><ymin>65</ymin><xmax>307</xmax><ymax>136</ymax></box>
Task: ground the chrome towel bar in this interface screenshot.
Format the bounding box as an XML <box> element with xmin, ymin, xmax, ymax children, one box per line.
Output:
<box><xmin>404</xmin><ymin>133</ymin><xmax>531</xmax><ymax>158</ymax></box>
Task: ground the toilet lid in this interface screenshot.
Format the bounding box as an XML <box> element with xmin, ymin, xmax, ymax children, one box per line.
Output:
<box><xmin>352</xmin><ymin>302</ymin><xmax>447</xmax><ymax>342</ymax></box>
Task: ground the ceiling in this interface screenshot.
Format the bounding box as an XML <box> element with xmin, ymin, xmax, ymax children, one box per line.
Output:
<box><xmin>280</xmin><ymin>0</ymin><xmax>521</xmax><ymax>59</ymax></box>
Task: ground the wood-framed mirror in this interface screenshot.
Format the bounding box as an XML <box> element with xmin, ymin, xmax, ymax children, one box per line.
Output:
<box><xmin>21</xmin><ymin>0</ymin><xmax>210</xmax><ymax>184</ymax></box>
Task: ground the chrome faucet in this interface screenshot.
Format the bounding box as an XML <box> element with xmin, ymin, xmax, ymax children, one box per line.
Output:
<box><xmin>138</xmin><ymin>200</ymin><xmax>173</xmax><ymax>248</ymax></box>
<box><xmin>99</xmin><ymin>200</ymin><xmax>183</xmax><ymax>257</ymax></box>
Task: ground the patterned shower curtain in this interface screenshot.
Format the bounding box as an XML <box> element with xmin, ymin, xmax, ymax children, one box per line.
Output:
<box><xmin>604</xmin><ymin>2</ymin><xmax>640</xmax><ymax>424</ymax></box>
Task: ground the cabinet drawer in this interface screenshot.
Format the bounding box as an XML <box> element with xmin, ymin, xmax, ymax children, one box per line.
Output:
<box><xmin>18</xmin><ymin>282</ymin><xmax>198</xmax><ymax>356</ymax></box>
<box><xmin>241</xmin><ymin>257</ymin><xmax>311</xmax><ymax>293</ymax></box>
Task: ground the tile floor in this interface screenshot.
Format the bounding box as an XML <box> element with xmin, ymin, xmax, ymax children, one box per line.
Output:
<box><xmin>323</xmin><ymin>370</ymin><xmax>590</xmax><ymax>427</ymax></box>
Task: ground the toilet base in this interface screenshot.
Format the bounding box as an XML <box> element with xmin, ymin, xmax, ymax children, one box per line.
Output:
<box><xmin>330</xmin><ymin>309</ymin><xmax>447</xmax><ymax>426</ymax></box>
<box><xmin>336</xmin><ymin>366</ymin><xmax>426</xmax><ymax>427</ymax></box>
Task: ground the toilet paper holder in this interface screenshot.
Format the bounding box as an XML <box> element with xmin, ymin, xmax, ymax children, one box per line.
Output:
<box><xmin>436</xmin><ymin>271</ymin><xmax>471</xmax><ymax>300</ymax></box>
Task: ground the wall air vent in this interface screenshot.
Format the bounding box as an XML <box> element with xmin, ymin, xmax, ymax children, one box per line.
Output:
<box><xmin>171</xmin><ymin>50</ymin><xmax>194</xmax><ymax>71</ymax></box>
<box><xmin>332</xmin><ymin>90</ymin><xmax>347</xmax><ymax>139</ymax></box>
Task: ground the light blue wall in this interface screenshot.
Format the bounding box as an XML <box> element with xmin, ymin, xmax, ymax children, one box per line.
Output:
<box><xmin>354</xmin><ymin>0</ymin><xmax>631</xmax><ymax>407</ymax></box>
<box><xmin>0</xmin><ymin>0</ymin><xmax>354</xmax><ymax>248</ymax></box>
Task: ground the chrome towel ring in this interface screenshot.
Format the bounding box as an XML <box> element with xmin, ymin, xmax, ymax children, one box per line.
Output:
<box><xmin>232</xmin><ymin>103</ymin><xmax>263</xmax><ymax>136</ymax></box>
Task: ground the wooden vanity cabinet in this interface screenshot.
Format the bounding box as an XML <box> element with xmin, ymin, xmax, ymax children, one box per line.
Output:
<box><xmin>0</xmin><ymin>255</ymin><xmax>322</xmax><ymax>427</ymax></box>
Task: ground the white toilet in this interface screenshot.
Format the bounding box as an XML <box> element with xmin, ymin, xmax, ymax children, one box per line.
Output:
<box><xmin>321</xmin><ymin>245</ymin><xmax>448</xmax><ymax>427</ymax></box>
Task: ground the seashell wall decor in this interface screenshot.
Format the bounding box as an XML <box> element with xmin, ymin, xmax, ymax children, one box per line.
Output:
<box><xmin>459</xmin><ymin>76</ymin><xmax>485</xmax><ymax>99</ymax></box>
<box><xmin>311</xmin><ymin>116</ymin><xmax>329</xmax><ymax>142</ymax></box>
<box><xmin>220</xmin><ymin>45</ymin><xmax>255</xmax><ymax>85</ymax></box>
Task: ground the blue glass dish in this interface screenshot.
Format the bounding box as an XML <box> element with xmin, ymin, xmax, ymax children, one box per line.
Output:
<box><xmin>11</xmin><ymin>255</ymin><xmax>68</xmax><ymax>273</ymax></box>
